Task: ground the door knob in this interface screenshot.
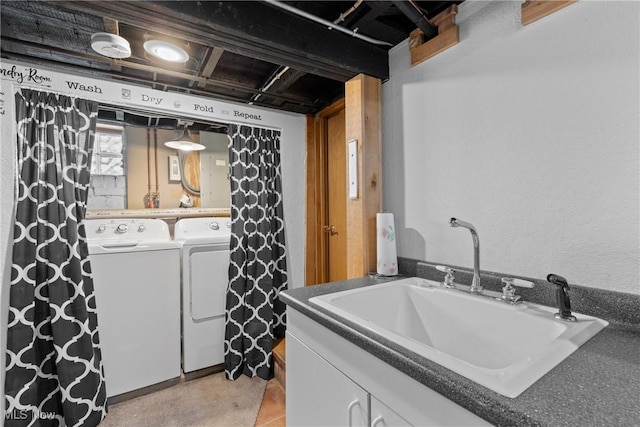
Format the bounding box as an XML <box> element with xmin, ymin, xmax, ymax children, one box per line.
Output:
<box><xmin>323</xmin><ymin>225</ymin><xmax>338</xmax><ymax>236</ymax></box>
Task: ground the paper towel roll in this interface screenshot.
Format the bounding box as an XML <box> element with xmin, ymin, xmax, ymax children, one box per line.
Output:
<box><xmin>377</xmin><ymin>213</ymin><xmax>398</xmax><ymax>276</ymax></box>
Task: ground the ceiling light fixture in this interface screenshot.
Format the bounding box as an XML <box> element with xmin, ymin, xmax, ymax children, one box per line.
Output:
<box><xmin>91</xmin><ymin>32</ymin><xmax>132</xmax><ymax>59</ymax></box>
<box><xmin>164</xmin><ymin>126</ymin><xmax>205</xmax><ymax>151</ymax></box>
<box><xmin>143</xmin><ymin>39</ymin><xmax>190</xmax><ymax>63</ymax></box>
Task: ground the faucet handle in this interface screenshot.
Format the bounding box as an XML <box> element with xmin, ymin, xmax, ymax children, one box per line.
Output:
<box><xmin>435</xmin><ymin>265</ymin><xmax>456</xmax><ymax>288</ymax></box>
<box><xmin>499</xmin><ymin>278</ymin><xmax>534</xmax><ymax>304</ymax></box>
<box><xmin>502</xmin><ymin>277</ymin><xmax>534</xmax><ymax>288</ymax></box>
<box><xmin>436</xmin><ymin>265</ymin><xmax>452</xmax><ymax>273</ymax></box>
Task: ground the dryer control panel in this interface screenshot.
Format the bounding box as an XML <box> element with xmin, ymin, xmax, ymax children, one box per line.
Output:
<box><xmin>174</xmin><ymin>217</ymin><xmax>232</xmax><ymax>242</ymax></box>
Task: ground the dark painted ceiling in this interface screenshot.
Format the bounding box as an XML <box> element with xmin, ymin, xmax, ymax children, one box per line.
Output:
<box><xmin>1</xmin><ymin>1</ymin><xmax>461</xmax><ymax>116</ymax></box>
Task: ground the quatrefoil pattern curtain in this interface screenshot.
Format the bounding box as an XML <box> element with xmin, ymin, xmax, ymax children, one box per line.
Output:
<box><xmin>225</xmin><ymin>124</ymin><xmax>288</xmax><ymax>380</ymax></box>
<box><xmin>4</xmin><ymin>89</ymin><xmax>107</xmax><ymax>426</ymax></box>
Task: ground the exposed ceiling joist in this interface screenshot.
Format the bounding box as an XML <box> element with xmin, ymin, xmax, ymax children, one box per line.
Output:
<box><xmin>55</xmin><ymin>0</ymin><xmax>390</xmax><ymax>82</ymax></box>
<box><xmin>1</xmin><ymin>1</ymin><xmax>462</xmax><ymax>114</ymax></box>
<box><xmin>2</xmin><ymin>36</ymin><xmax>320</xmax><ymax>108</ymax></box>
<box><xmin>196</xmin><ymin>47</ymin><xmax>225</xmax><ymax>89</ymax></box>
<box><xmin>262</xmin><ymin>69</ymin><xmax>307</xmax><ymax>100</ymax></box>
<box><xmin>102</xmin><ymin>17</ymin><xmax>120</xmax><ymax>36</ymax></box>
<box><xmin>102</xmin><ymin>18</ymin><xmax>123</xmax><ymax>72</ymax></box>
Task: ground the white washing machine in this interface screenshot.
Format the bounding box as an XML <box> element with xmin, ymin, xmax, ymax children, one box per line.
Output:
<box><xmin>86</xmin><ymin>218</ymin><xmax>181</xmax><ymax>398</ymax></box>
<box><xmin>174</xmin><ymin>217</ymin><xmax>231</xmax><ymax>373</ymax></box>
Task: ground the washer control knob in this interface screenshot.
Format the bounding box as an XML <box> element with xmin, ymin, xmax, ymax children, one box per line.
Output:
<box><xmin>209</xmin><ymin>221</ymin><xmax>220</xmax><ymax>230</ymax></box>
<box><xmin>225</xmin><ymin>221</ymin><xmax>231</xmax><ymax>229</ymax></box>
<box><xmin>137</xmin><ymin>224</ymin><xmax>146</xmax><ymax>232</ymax></box>
<box><xmin>97</xmin><ymin>225</ymin><xmax>106</xmax><ymax>233</ymax></box>
<box><xmin>116</xmin><ymin>223</ymin><xmax>128</xmax><ymax>234</ymax></box>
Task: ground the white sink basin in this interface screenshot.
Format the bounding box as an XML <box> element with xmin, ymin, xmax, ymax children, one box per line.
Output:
<box><xmin>309</xmin><ymin>277</ymin><xmax>608</xmax><ymax>398</ymax></box>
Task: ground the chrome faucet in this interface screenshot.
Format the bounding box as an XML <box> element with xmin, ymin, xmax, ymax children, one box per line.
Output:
<box><xmin>449</xmin><ymin>218</ymin><xmax>482</xmax><ymax>293</ymax></box>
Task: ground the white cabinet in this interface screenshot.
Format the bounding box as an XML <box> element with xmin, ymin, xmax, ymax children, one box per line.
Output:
<box><xmin>287</xmin><ymin>333</ymin><xmax>409</xmax><ymax>427</ymax></box>
<box><xmin>370</xmin><ymin>397</ymin><xmax>412</xmax><ymax>427</ymax></box>
<box><xmin>287</xmin><ymin>309</ymin><xmax>491</xmax><ymax>427</ymax></box>
<box><xmin>287</xmin><ymin>333</ymin><xmax>368</xmax><ymax>426</ymax></box>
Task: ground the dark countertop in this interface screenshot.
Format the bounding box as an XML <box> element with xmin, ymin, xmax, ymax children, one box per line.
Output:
<box><xmin>281</xmin><ymin>275</ymin><xmax>640</xmax><ymax>427</ymax></box>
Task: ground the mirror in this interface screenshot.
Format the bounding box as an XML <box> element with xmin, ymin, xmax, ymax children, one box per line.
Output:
<box><xmin>88</xmin><ymin>105</ymin><xmax>231</xmax><ymax>212</ymax></box>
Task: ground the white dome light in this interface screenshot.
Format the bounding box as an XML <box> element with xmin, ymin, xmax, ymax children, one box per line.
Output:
<box><xmin>144</xmin><ymin>40</ymin><xmax>189</xmax><ymax>63</ymax></box>
<box><xmin>91</xmin><ymin>33</ymin><xmax>131</xmax><ymax>59</ymax></box>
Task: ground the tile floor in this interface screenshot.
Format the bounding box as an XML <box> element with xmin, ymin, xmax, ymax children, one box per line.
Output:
<box><xmin>254</xmin><ymin>379</ymin><xmax>286</xmax><ymax>427</ymax></box>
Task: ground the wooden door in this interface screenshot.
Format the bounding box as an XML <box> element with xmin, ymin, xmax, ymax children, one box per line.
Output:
<box><xmin>326</xmin><ymin>109</ymin><xmax>348</xmax><ymax>281</ymax></box>
<box><xmin>305</xmin><ymin>99</ymin><xmax>345</xmax><ymax>286</ymax></box>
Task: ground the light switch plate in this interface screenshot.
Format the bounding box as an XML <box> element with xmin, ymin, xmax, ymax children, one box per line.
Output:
<box><xmin>348</xmin><ymin>139</ymin><xmax>358</xmax><ymax>200</ymax></box>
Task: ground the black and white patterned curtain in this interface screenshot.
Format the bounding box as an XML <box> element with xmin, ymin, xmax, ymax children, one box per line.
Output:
<box><xmin>225</xmin><ymin>124</ymin><xmax>288</xmax><ymax>380</ymax></box>
<box><xmin>4</xmin><ymin>89</ymin><xmax>107</xmax><ymax>426</ymax></box>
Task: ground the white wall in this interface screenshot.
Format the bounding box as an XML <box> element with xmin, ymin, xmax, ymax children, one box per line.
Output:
<box><xmin>382</xmin><ymin>0</ymin><xmax>639</xmax><ymax>294</ymax></box>
<box><xmin>0</xmin><ymin>62</ymin><xmax>306</xmax><ymax>421</ymax></box>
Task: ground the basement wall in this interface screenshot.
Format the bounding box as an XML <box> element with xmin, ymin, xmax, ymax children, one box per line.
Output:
<box><xmin>382</xmin><ymin>0</ymin><xmax>639</xmax><ymax>294</ymax></box>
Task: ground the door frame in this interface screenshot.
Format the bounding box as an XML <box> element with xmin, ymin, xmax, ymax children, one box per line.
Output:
<box><xmin>306</xmin><ymin>99</ymin><xmax>345</xmax><ymax>286</ymax></box>
<box><xmin>305</xmin><ymin>74</ymin><xmax>382</xmax><ymax>286</ymax></box>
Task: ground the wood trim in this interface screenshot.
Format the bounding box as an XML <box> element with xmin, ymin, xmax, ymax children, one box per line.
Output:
<box><xmin>305</xmin><ymin>115</ymin><xmax>317</xmax><ymax>286</ymax></box>
<box><xmin>306</xmin><ymin>100</ymin><xmax>347</xmax><ymax>286</ymax></box>
<box><xmin>409</xmin><ymin>5</ymin><xmax>459</xmax><ymax>66</ymax></box>
<box><xmin>318</xmin><ymin>98</ymin><xmax>346</xmax><ymax>119</ymax></box>
<box><xmin>345</xmin><ymin>74</ymin><xmax>382</xmax><ymax>278</ymax></box>
<box><xmin>306</xmin><ymin>80</ymin><xmax>380</xmax><ymax>283</ymax></box>
<box><xmin>305</xmin><ymin>115</ymin><xmax>327</xmax><ymax>286</ymax></box>
<box><xmin>521</xmin><ymin>1</ymin><xmax>577</xmax><ymax>26</ymax></box>
<box><xmin>431</xmin><ymin>4</ymin><xmax>458</xmax><ymax>33</ymax></box>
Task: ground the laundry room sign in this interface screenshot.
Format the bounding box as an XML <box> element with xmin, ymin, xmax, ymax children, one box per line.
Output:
<box><xmin>0</xmin><ymin>59</ymin><xmax>284</xmax><ymax>128</ymax></box>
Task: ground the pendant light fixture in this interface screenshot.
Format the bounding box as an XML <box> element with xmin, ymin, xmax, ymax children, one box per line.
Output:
<box><xmin>164</xmin><ymin>125</ymin><xmax>205</xmax><ymax>151</ymax></box>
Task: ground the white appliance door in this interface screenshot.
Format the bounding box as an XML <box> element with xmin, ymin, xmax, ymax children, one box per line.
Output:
<box><xmin>190</xmin><ymin>246</ymin><xmax>230</xmax><ymax>321</ymax></box>
<box><xmin>91</xmin><ymin>248</ymin><xmax>181</xmax><ymax>397</ymax></box>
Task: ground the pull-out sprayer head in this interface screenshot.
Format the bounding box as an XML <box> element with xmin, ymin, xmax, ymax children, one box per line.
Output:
<box><xmin>547</xmin><ymin>273</ymin><xmax>569</xmax><ymax>289</ymax></box>
<box><xmin>547</xmin><ymin>273</ymin><xmax>577</xmax><ymax>322</ymax></box>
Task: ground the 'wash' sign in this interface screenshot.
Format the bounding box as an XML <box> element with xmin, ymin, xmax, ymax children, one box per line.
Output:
<box><xmin>65</xmin><ymin>80</ymin><xmax>104</xmax><ymax>93</ymax></box>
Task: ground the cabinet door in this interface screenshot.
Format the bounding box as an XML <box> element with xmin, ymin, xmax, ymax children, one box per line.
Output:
<box><xmin>370</xmin><ymin>396</ymin><xmax>413</xmax><ymax>427</ymax></box>
<box><xmin>287</xmin><ymin>332</ymin><xmax>369</xmax><ymax>426</ymax></box>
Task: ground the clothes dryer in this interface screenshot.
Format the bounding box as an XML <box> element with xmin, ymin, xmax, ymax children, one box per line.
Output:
<box><xmin>174</xmin><ymin>217</ymin><xmax>231</xmax><ymax>373</ymax></box>
<box><xmin>86</xmin><ymin>218</ymin><xmax>181</xmax><ymax>398</ymax></box>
